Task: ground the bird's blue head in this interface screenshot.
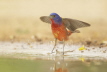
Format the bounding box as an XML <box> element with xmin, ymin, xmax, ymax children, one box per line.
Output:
<box><xmin>49</xmin><ymin>13</ymin><xmax>62</xmax><ymax>24</ymax></box>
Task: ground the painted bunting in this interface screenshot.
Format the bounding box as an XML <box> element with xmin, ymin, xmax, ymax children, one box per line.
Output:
<box><xmin>40</xmin><ymin>13</ymin><xmax>90</xmax><ymax>54</ymax></box>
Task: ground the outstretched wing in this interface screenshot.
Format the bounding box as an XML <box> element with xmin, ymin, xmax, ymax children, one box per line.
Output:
<box><xmin>63</xmin><ymin>18</ymin><xmax>90</xmax><ymax>31</ymax></box>
<box><xmin>40</xmin><ymin>16</ymin><xmax>51</xmax><ymax>24</ymax></box>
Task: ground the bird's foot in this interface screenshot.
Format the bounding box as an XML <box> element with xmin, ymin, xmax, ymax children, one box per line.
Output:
<box><xmin>51</xmin><ymin>51</ymin><xmax>55</xmax><ymax>54</ymax></box>
<box><xmin>62</xmin><ymin>52</ymin><xmax>64</xmax><ymax>55</ymax></box>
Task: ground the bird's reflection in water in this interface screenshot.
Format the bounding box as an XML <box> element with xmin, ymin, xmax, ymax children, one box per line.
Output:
<box><xmin>49</xmin><ymin>54</ymin><xmax>107</xmax><ymax>72</ymax></box>
<box><xmin>52</xmin><ymin>56</ymin><xmax>68</xmax><ymax>72</ymax></box>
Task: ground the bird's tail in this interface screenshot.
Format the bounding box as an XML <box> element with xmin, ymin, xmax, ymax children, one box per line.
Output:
<box><xmin>73</xmin><ymin>30</ymin><xmax>80</xmax><ymax>33</ymax></box>
<box><xmin>67</xmin><ymin>30</ymin><xmax>72</xmax><ymax>36</ymax></box>
<box><xmin>67</xmin><ymin>30</ymin><xmax>80</xmax><ymax>36</ymax></box>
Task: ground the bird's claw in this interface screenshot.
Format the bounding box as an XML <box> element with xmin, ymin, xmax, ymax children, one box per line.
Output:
<box><xmin>51</xmin><ymin>51</ymin><xmax>55</xmax><ymax>54</ymax></box>
<box><xmin>62</xmin><ymin>52</ymin><xmax>64</xmax><ymax>55</ymax></box>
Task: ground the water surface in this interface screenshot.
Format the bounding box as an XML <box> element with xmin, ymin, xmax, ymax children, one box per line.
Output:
<box><xmin>0</xmin><ymin>56</ymin><xmax>107</xmax><ymax>72</ymax></box>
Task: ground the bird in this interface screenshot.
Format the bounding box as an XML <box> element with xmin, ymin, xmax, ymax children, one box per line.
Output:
<box><xmin>40</xmin><ymin>13</ymin><xmax>90</xmax><ymax>55</ymax></box>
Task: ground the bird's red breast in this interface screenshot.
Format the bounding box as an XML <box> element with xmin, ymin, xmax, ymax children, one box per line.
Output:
<box><xmin>51</xmin><ymin>19</ymin><xmax>72</xmax><ymax>41</ymax></box>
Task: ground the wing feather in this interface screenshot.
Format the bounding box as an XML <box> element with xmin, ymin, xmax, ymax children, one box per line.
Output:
<box><xmin>63</xmin><ymin>18</ymin><xmax>90</xmax><ymax>31</ymax></box>
<box><xmin>40</xmin><ymin>16</ymin><xmax>51</xmax><ymax>24</ymax></box>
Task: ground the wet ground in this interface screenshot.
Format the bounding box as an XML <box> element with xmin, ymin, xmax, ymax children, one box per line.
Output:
<box><xmin>0</xmin><ymin>42</ymin><xmax>107</xmax><ymax>72</ymax></box>
<box><xmin>0</xmin><ymin>42</ymin><xmax>107</xmax><ymax>57</ymax></box>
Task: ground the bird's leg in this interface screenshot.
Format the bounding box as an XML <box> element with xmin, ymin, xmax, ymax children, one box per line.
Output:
<box><xmin>51</xmin><ymin>38</ymin><xmax>57</xmax><ymax>53</ymax></box>
<box><xmin>63</xmin><ymin>40</ymin><xmax>65</xmax><ymax>55</ymax></box>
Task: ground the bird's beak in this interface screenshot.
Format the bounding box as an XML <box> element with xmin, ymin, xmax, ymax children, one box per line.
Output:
<box><xmin>49</xmin><ymin>15</ymin><xmax>54</xmax><ymax>19</ymax></box>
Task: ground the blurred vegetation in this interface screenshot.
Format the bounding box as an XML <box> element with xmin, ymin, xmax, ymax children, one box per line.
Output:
<box><xmin>0</xmin><ymin>0</ymin><xmax>107</xmax><ymax>45</ymax></box>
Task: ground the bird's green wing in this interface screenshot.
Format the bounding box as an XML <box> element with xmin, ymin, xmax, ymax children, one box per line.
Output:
<box><xmin>62</xmin><ymin>18</ymin><xmax>90</xmax><ymax>31</ymax></box>
<box><xmin>40</xmin><ymin>16</ymin><xmax>51</xmax><ymax>24</ymax></box>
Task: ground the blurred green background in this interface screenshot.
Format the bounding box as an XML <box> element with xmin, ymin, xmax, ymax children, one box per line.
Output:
<box><xmin>0</xmin><ymin>58</ymin><xmax>53</xmax><ymax>72</ymax></box>
<box><xmin>0</xmin><ymin>57</ymin><xmax>107</xmax><ymax>72</ymax></box>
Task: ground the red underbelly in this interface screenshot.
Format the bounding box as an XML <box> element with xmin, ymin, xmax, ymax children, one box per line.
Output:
<box><xmin>51</xmin><ymin>25</ymin><xmax>68</xmax><ymax>41</ymax></box>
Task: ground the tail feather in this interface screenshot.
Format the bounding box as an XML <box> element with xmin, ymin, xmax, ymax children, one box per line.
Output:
<box><xmin>67</xmin><ymin>30</ymin><xmax>80</xmax><ymax>36</ymax></box>
<box><xmin>67</xmin><ymin>30</ymin><xmax>72</xmax><ymax>36</ymax></box>
<box><xmin>73</xmin><ymin>30</ymin><xmax>80</xmax><ymax>33</ymax></box>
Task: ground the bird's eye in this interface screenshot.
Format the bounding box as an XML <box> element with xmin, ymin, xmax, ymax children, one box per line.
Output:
<box><xmin>50</xmin><ymin>15</ymin><xmax>56</xmax><ymax>18</ymax></box>
<box><xmin>52</xmin><ymin>15</ymin><xmax>56</xmax><ymax>18</ymax></box>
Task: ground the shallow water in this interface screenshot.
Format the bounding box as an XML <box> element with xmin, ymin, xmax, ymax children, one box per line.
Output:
<box><xmin>0</xmin><ymin>42</ymin><xmax>107</xmax><ymax>72</ymax></box>
<box><xmin>0</xmin><ymin>56</ymin><xmax>107</xmax><ymax>72</ymax></box>
<box><xmin>0</xmin><ymin>42</ymin><xmax>107</xmax><ymax>57</ymax></box>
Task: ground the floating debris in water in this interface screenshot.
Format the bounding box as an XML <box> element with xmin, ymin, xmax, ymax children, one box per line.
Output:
<box><xmin>81</xmin><ymin>51</ymin><xmax>84</xmax><ymax>53</ymax></box>
<box><xmin>79</xmin><ymin>57</ymin><xmax>85</xmax><ymax>62</ymax></box>
<box><xmin>103</xmin><ymin>50</ymin><xmax>106</xmax><ymax>53</ymax></box>
<box><xmin>86</xmin><ymin>40</ymin><xmax>92</xmax><ymax>46</ymax></box>
<box><xmin>79</xmin><ymin>45</ymin><xmax>86</xmax><ymax>51</ymax></box>
<box><xmin>92</xmin><ymin>48</ymin><xmax>95</xmax><ymax>49</ymax></box>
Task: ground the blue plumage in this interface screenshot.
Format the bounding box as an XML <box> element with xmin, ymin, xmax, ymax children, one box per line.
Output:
<box><xmin>50</xmin><ymin>13</ymin><xmax>62</xmax><ymax>24</ymax></box>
